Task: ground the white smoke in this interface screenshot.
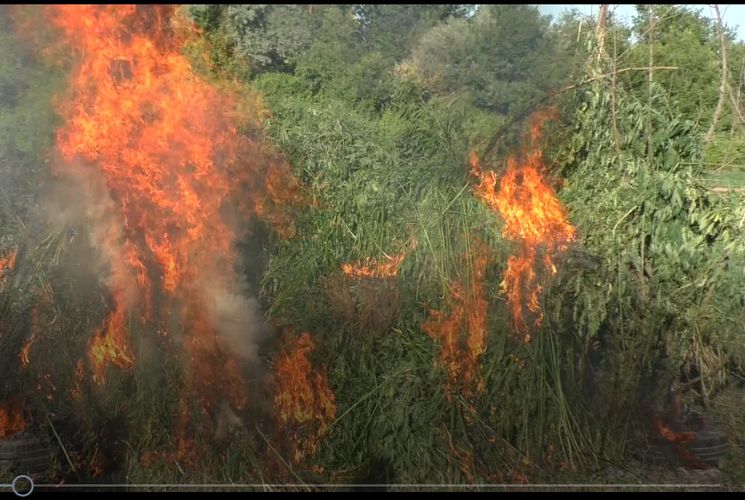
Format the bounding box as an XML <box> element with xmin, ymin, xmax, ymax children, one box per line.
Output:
<box><xmin>199</xmin><ymin>278</ymin><xmax>268</xmax><ymax>363</ymax></box>
<box><xmin>42</xmin><ymin>161</ymin><xmax>141</xmax><ymax>311</ymax></box>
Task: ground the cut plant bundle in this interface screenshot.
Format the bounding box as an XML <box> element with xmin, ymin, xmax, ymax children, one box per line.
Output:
<box><xmin>1</xmin><ymin>3</ymin><xmax>745</xmax><ymax>491</ymax></box>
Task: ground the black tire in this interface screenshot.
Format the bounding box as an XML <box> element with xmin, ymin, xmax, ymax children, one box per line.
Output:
<box><xmin>688</xmin><ymin>428</ymin><xmax>729</xmax><ymax>466</ymax></box>
<box><xmin>0</xmin><ymin>432</ymin><xmax>51</xmax><ymax>476</ymax></box>
<box><xmin>648</xmin><ymin>428</ymin><xmax>729</xmax><ymax>467</ymax></box>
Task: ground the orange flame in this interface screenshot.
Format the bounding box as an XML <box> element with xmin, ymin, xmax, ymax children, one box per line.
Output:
<box><xmin>653</xmin><ymin>417</ymin><xmax>697</xmax><ymax>444</ymax></box>
<box><xmin>0</xmin><ymin>398</ymin><xmax>27</xmax><ymax>439</ymax></box>
<box><xmin>33</xmin><ymin>4</ymin><xmax>300</xmax><ymax>427</ymax></box>
<box><xmin>341</xmin><ymin>253</ymin><xmax>405</xmax><ymax>279</ymax></box>
<box><xmin>87</xmin><ymin>304</ymin><xmax>134</xmax><ymax>384</ymax></box>
<box><xmin>470</xmin><ymin>111</ymin><xmax>574</xmax><ymax>340</ymax></box>
<box><xmin>652</xmin><ymin>416</ymin><xmax>711</xmax><ymax>470</ymax></box>
<box><xmin>19</xmin><ymin>306</ymin><xmax>41</xmax><ymax>368</ymax></box>
<box><xmin>421</xmin><ymin>243</ymin><xmax>489</xmax><ymax>399</ymax></box>
<box><xmin>173</xmin><ymin>396</ymin><xmax>198</xmax><ymax>468</ymax></box>
<box><xmin>0</xmin><ymin>248</ymin><xmax>17</xmax><ymax>287</ymax></box>
<box><xmin>273</xmin><ymin>332</ymin><xmax>336</xmax><ymax>464</ymax></box>
<box><xmin>447</xmin><ymin>436</ymin><xmax>478</xmax><ymax>482</ymax></box>
<box><xmin>8</xmin><ymin>5</ymin><xmax>306</xmax><ymax>461</ymax></box>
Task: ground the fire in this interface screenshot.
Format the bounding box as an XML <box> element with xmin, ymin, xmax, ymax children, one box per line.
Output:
<box><xmin>87</xmin><ymin>304</ymin><xmax>134</xmax><ymax>384</ymax></box>
<box><xmin>447</xmin><ymin>436</ymin><xmax>478</xmax><ymax>482</ymax></box>
<box><xmin>470</xmin><ymin>111</ymin><xmax>575</xmax><ymax>340</ymax></box>
<box><xmin>652</xmin><ymin>416</ymin><xmax>710</xmax><ymax>470</ymax></box>
<box><xmin>37</xmin><ymin>372</ymin><xmax>58</xmax><ymax>401</ymax></box>
<box><xmin>174</xmin><ymin>397</ymin><xmax>198</xmax><ymax>468</ymax></box>
<box><xmin>19</xmin><ymin>306</ymin><xmax>41</xmax><ymax>368</ymax></box>
<box><xmin>273</xmin><ymin>332</ymin><xmax>336</xmax><ymax>464</ymax></box>
<box><xmin>341</xmin><ymin>253</ymin><xmax>405</xmax><ymax>279</ymax></box>
<box><xmin>0</xmin><ymin>398</ymin><xmax>27</xmax><ymax>439</ymax></box>
<box><xmin>421</xmin><ymin>243</ymin><xmax>489</xmax><ymax>399</ymax></box>
<box><xmin>0</xmin><ymin>248</ymin><xmax>17</xmax><ymax>287</ymax></box>
<box><xmin>652</xmin><ymin>417</ymin><xmax>696</xmax><ymax>444</ymax></box>
<box><xmin>5</xmin><ymin>4</ymin><xmax>304</xmax><ymax>458</ymax></box>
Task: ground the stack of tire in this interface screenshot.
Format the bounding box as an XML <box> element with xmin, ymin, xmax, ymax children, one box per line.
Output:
<box><xmin>649</xmin><ymin>412</ymin><xmax>729</xmax><ymax>468</ymax></box>
<box><xmin>0</xmin><ymin>431</ymin><xmax>51</xmax><ymax>479</ymax></box>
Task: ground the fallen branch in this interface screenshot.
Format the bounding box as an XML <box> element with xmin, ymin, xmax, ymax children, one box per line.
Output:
<box><xmin>44</xmin><ymin>408</ymin><xmax>77</xmax><ymax>476</ymax></box>
<box><xmin>558</xmin><ymin>66</ymin><xmax>679</xmax><ymax>95</ymax></box>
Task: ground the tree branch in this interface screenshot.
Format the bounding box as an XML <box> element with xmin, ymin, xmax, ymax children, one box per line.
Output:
<box><xmin>726</xmin><ymin>59</ymin><xmax>745</xmax><ymax>127</ymax></box>
<box><xmin>479</xmin><ymin>66</ymin><xmax>679</xmax><ymax>161</ymax></box>
<box><xmin>647</xmin><ymin>10</ymin><xmax>655</xmax><ymax>165</ymax></box>
<box><xmin>705</xmin><ymin>4</ymin><xmax>728</xmax><ymax>145</ymax></box>
<box><xmin>611</xmin><ymin>26</ymin><xmax>621</xmax><ymax>153</ymax></box>
<box><xmin>596</xmin><ymin>4</ymin><xmax>608</xmax><ymax>68</ymax></box>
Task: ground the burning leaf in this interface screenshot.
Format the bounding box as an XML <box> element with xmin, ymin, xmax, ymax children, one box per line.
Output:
<box><xmin>652</xmin><ymin>416</ymin><xmax>711</xmax><ymax>470</ymax></box>
<box><xmin>70</xmin><ymin>359</ymin><xmax>85</xmax><ymax>400</ymax></box>
<box><xmin>653</xmin><ymin>416</ymin><xmax>696</xmax><ymax>445</ymax></box>
<box><xmin>87</xmin><ymin>304</ymin><xmax>134</xmax><ymax>384</ymax></box>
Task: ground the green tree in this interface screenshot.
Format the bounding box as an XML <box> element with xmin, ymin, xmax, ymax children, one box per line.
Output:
<box><xmin>354</xmin><ymin>4</ymin><xmax>471</xmax><ymax>62</ymax></box>
<box><xmin>621</xmin><ymin>4</ymin><xmax>729</xmax><ymax>130</ymax></box>
<box><xmin>404</xmin><ymin>4</ymin><xmax>569</xmax><ymax>117</ymax></box>
<box><xmin>190</xmin><ymin>4</ymin><xmax>332</xmax><ymax>76</ymax></box>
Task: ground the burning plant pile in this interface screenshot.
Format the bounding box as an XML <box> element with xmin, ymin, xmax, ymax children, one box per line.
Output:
<box><xmin>470</xmin><ymin>110</ymin><xmax>576</xmax><ymax>342</ymax></box>
<box><xmin>2</xmin><ymin>3</ymin><xmax>744</xmax><ymax>489</ymax></box>
<box><xmin>1</xmin><ymin>4</ymin><xmax>317</xmax><ymax>475</ymax></box>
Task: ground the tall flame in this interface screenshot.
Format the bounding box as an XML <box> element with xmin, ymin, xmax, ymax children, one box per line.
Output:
<box><xmin>15</xmin><ymin>4</ymin><xmax>303</xmax><ymax>456</ymax></box>
<box><xmin>471</xmin><ymin>110</ymin><xmax>575</xmax><ymax>340</ymax></box>
<box><xmin>421</xmin><ymin>243</ymin><xmax>489</xmax><ymax>399</ymax></box>
<box><xmin>273</xmin><ymin>332</ymin><xmax>336</xmax><ymax>464</ymax></box>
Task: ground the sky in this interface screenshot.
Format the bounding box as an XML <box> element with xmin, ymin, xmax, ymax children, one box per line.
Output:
<box><xmin>537</xmin><ymin>4</ymin><xmax>745</xmax><ymax>41</ymax></box>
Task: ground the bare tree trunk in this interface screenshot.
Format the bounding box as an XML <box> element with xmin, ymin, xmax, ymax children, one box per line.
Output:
<box><xmin>585</xmin><ymin>5</ymin><xmax>608</xmax><ymax>78</ymax></box>
<box><xmin>647</xmin><ymin>9</ymin><xmax>656</xmax><ymax>164</ymax></box>
<box><xmin>596</xmin><ymin>4</ymin><xmax>608</xmax><ymax>65</ymax></box>
<box><xmin>611</xmin><ymin>26</ymin><xmax>621</xmax><ymax>153</ymax></box>
<box><xmin>730</xmin><ymin>60</ymin><xmax>745</xmax><ymax>126</ymax></box>
<box><xmin>705</xmin><ymin>5</ymin><xmax>728</xmax><ymax>145</ymax></box>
